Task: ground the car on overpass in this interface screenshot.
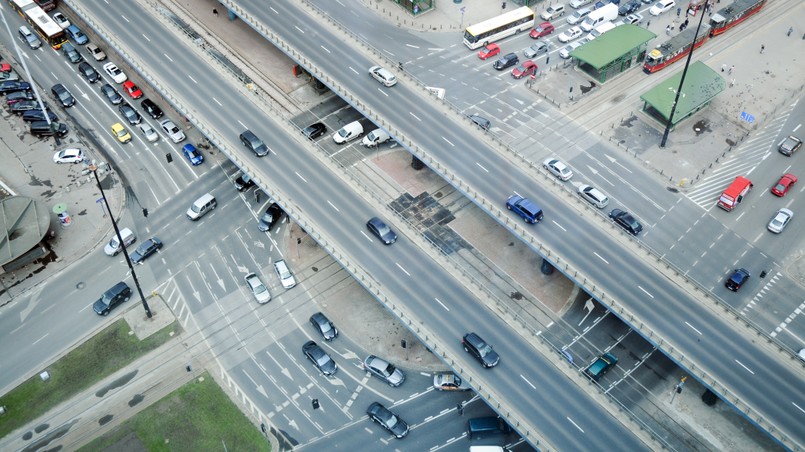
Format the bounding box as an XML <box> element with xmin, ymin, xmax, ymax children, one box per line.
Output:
<box><xmin>609</xmin><ymin>209</ymin><xmax>642</xmax><ymax>235</ymax></box>
<box><xmin>506</xmin><ymin>194</ymin><xmax>543</xmax><ymax>224</ymax></box>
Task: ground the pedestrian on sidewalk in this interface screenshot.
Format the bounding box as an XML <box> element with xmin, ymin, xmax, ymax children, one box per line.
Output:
<box><xmin>788</xmin><ymin>27</ymin><xmax>794</xmax><ymax>37</ymax></box>
<box><xmin>721</xmin><ymin>63</ymin><xmax>726</xmax><ymax>72</ymax></box>
<box><xmin>683</xmin><ymin>19</ymin><xmax>689</xmax><ymax>28</ymax></box>
<box><xmin>213</xmin><ymin>8</ymin><xmax>218</xmax><ymax>16</ymax></box>
<box><xmin>666</xmin><ymin>24</ymin><xmax>671</xmax><ymax>35</ymax></box>
<box><xmin>676</xmin><ymin>6</ymin><xmax>681</xmax><ymax>17</ymax></box>
<box><xmin>728</xmin><ymin>65</ymin><xmax>734</xmax><ymax>75</ymax></box>
<box><xmin>730</xmin><ymin>78</ymin><xmax>735</xmax><ymax>88</ymax></box>
<box><xmin>760</xmin><ymin>44</ymin><xmax>765</xmax><ymax>54</ymax></box>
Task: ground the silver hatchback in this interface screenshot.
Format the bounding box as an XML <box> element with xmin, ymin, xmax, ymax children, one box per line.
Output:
<box><xmin>363</xmin><ymin>355</ymin><xmax>405</xmax><ymax>387</ymax></box>
<box><xmin>577</xmin><ymin>184</ymin><xmax>609</xmax><ymax>208</ymax></box>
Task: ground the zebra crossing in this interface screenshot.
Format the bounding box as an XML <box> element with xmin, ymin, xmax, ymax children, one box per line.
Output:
<box><xmin>685</xmin><ymin>108</ymin><xmax>797</xmax><ymax>210</ymax></box>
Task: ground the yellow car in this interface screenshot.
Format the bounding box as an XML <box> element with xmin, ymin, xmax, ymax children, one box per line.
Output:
<box><xmin>111</xmin><ymin>122</ymin><xmax>131</xmax><ymax>143</ymax></box>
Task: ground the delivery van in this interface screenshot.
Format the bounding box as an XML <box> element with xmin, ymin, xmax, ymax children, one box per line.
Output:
<box><xmin>362</xmin><ymin>128</ymin><xmax>392</xmax><ymax>147</ymax></box>
<box><xmin>332</xmin><ymin>121</ymin><xmax>363</xmax><ymax>144</ymax></box>
<box><xmin>186</xmin><ymin>193</ymin><xmax>217</xmax><ymax>220</ymax></box>
<box><xmin>104</xmin><ymin>228</ymin><xmax>136</xmax><ymax>256</ymax></box>
<box><xmin>581</xmin><ymin>3</ymin><xmax>618</xmax><ymax>31</ymax></box>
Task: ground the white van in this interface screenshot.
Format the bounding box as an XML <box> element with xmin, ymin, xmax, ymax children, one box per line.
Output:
<box><xmin>362</xmin><ymin>128</ymin><xmax>392</xmax><ymax>147</ymax></box>
<box><xmin>581</xmin><ymin>3</ymin><xmax>618</xmax><ymax>32</ymax></box>
<box><xmin>186</xmin><ymin>193</ymin><xmax>216</xmax><ymax>220</ymax></box>
<box><xmin>104</xmin><ymin>227</ymin><xmax>136</xmax><ymax>256</ymax></box>
<box><xmin>332</xmin><ymin>121</ymin><xmax>363</xmax><ymax>144</ymax></box>
<box><xmin>587</xmin><ymin>21</ymin><xmax>616</xmax><ymax>40</ymax></box>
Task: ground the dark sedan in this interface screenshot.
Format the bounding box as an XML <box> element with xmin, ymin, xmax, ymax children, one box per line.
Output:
<box><xmin>725</xmin><ymin>268</ymin><xmax>750</xmax><ymax>292</ymax></box>
<box><xmin>609</xmin><ymin>209</ymin><xmax>643</xmax><ymax>236</ymax></box>
<box><xmin>302</xmin><ymin>122</ymin><xmax>327</xmax><ymax>139</ymax></box>
<box><xmin>258</xmin><ymin>203</ymin><xmax>283</xmax><ymax>232</ymax></box>
<box><xmin>6</xmin><ymin>90</ymin><xmax>34</xmax><ymax>105</ymax></box>
<box><xmin>11</xmin><ymin>100</ymin><xmax>46</xmax><ymax>115</ymax></box>
<box><xmin>101</xmin><ymin>84</ymin><xmax>123</xmax><ymax>105</ymax></box>
<box><xmin>302</xmin><ymin>340</ymin><xmax>337</xmax><ymax>376</ymax></box>
<box><xmin>130</xmin><ymin>237</ymin><xmax>163</xmax><ymax>264</ymax></box>
<box><xmin>469</xmin><ymin>114</ymin><xmax>491</xmax><ymax>130</ymax></box>
<box><xmin>234</xmin><ymin>173</ymin><xmax>255</xmax><ymax>191</ymax></box>
<box><xmin>141</xmin><ymin>98</ymin><xmax>164</xmax><ymax>119</ymax></box>
<box><xmin>367</xmin><ymin>217</ymin><xmax>397</xmax><ymax>245</ymax></box>
<box><xmin>310</xmin><ymin>312</ymin><xmax>338</xmax><ymax>341</ymax></box>
<box><xmin>51</xmin><ymin>84</ymin><xmax>75</xmax><ymax>108</ymax></box>
<box><xmin>366</xmin><ymin>402</ymin><xmax>409</xmax><ymax>439</ymax></box>
<box><xmin>119</xmin><ymin>103</ymin><xmax>142</xmax><ymax>125</ymax></box>
<box><xmin>0</xmin><ymin>80</ymin><xmax>31</xmax><ymax>94</ymax></box>
<box><xmin>78</xmin><ymin>62</ymin><xmax>100</xmax><ymax>83</ymax></box>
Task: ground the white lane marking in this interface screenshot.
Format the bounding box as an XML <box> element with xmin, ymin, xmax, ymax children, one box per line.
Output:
<box><xmin>395</xmin><ymin>263</ymin><xmax>410</xmax><ymax>276</ymax></box>
<box><xmin>566</xmin><ymin>417</ymin><xmax>584</xmax><ymax>433</ymax></box>
<box><xmin>294</xmin><ymin>26</ymin><xmax>305</xmax><ymax>33</ymax></box>
<box><xmin>793</xmin><ymin>402</ymin><xmax>805</xmax><ymax>415</ymax></box>
<box><xmin>442</xmin><ymin>137</ymin><xmax>455</xmax><ymax>147</ymax></box>
<box><xmin>327</xmin><ymin>201</ymin><xmax>339</xmax><ymax>212</ymax></box>
<box><xmin>520</xmin><ymin>374</ymin><xmax>536</xmax><ymax>390</ymax></box>
<box><xmin>188</xmin><ymin>75</ymin><xmax>198</xmax><ymax>84</ymax></box>
<box><xmin>360</xmin><ymin>231</ymin><xmax>373</xmax><ymax>242</ymax></box>
<box><xmin>594</xmin><ymin>252</ymin><xmax>609</xmax><ymax>264</ymax></box>
<box><xmin>552</xmin><ymin>220</ymin><xmax>567</xmax><ymax>232</ymax></box>
<box><xmin>476</xmin><ymin>162</ymin><xmax>488</xmax><ymax>172</ymax></box>
<box><xmin>734</xmin><ymin>359</ymin><xmax>755</xmax><ymax>375</ymax></box>
<box><xmin>320</xmin><ymin>45</ymin><xmax>331</xmax><ymax>54</ymax></box>
<box><xmin>685</xmin><ymin>322</ymin><xmax>702</xmax><ymax>335</ymax></box>
<box><xmin>295</xmin><ymin>172</ymin><xmax>307</xmax><ymax>183</ymax></box>
<box><xmin>33</xmin><ymin>333</ymin><xmax>49</xmax><ymax>345</ymax></box>
<box><xmin>434</xmin><ymin>297</ymin><xmax>450</xmax><ymax>311</ymax></box>
<box><xmin>410</xmin><ymin>112</ymin><xmax>421</xmax><ymax>121</ymax></box>
<box><xmin>638</xmin><ymin>286</ymin><xmax>654</xmax><ymax>299</ymax></box>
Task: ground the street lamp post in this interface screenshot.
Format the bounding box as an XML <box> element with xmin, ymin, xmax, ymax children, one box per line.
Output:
<box><xmin>89</xmin><ymin>164</ymin><xmax>152</xmax><ymax>318</ymax></box>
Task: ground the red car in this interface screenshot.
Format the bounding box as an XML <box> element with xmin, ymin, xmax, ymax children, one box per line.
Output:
<box><xmin>512</xmin><ymin>60</ymin><xmax>538</xmax><ymax>79</ymax></box>
<box><xmin>122</xmin><ymin>81</ymin><xmax>143</xmax><ymax>99</ymax></box>
<box><xmin>529</xmin><ymin>22</ymin><xmax>555</xmax><ymax>39</ymax></box>
<box><xmin>477</xmin><ymin>43</ymin><xmax>500</xmax><ymax>60</ymax></box>
<box><xmin>771</xmin><ymin>173</ymin><xmax>797</xmax><ymax>197</ymax></box>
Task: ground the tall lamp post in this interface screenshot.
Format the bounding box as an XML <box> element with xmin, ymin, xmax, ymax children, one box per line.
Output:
<box><xmin>89</xmin><ymin>164</ymin><xmax>152</xmax><ymax>318</ymax></box>
<box><xmin>660</xmin><ymin>0</ymin><xmax>709</xmax><ymax>147</ymax></box>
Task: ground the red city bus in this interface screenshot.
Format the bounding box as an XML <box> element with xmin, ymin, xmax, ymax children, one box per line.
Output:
<box><xmin>717</xmin><ymin>176</ymin><xmax>753</xmax><ymax>211</ymax></box>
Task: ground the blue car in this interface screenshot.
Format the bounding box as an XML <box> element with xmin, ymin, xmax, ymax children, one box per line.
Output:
<box><xmin>506</xmin><ymin>194</ymin><xmax>543</xmax><ymax>224</ymax></box>
<box><xmin>182</xmin><ymin>144</ymin><xmax>204</xmax><ymax>166</ymax></box>
<box><xmin>66</xmin><ymin>25</ymin><xmax>88</xmax><ymax>45</ymax></box>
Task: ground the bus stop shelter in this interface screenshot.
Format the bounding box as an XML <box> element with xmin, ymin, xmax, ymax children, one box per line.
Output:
<box><xmin>571</xmin><ymin>25</ymin><xmax>656</xmax><ymax>83</ymax></box>
<box><xmin>639</xmin><ymin>61</ymin><xmax>725</xmax><ymax>128</ymax></box>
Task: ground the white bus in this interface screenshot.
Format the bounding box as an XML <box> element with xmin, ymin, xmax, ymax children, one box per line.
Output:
<box><xmin>9</xmin><ymin>0</ymin><xmax>66</xmax><ymax>49</ymax></box>
<box><xmin>463</xmin><ymin>6</ymin><xmax>535</xmax><ymax>50</ymax></box>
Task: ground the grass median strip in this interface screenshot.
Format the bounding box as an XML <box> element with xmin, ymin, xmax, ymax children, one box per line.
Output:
<box><xmin>0</xmin><ymin>318</ymin><xmax>178</xmax><ymax>438</ymax></box>
<box><xmin>78</xmin><ymin>372</ymin><xmax>267</xmax><ymax>451</ymax></box>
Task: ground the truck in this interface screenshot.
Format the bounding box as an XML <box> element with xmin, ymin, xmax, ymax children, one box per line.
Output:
<box><xmin>581</xmin><ymin>3</ymin><xmax>618</xmax><ymax>32</ymax></box>
<box><xmin>717</xmin><ymin>176</ymin><xmax>753</xmax><ymax>211</ymax></box>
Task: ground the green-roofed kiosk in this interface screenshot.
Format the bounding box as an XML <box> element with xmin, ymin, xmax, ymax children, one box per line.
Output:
<box><xmin>639</xmin><ymin>61</ymin><xmax>725</xmax><ymax>128</ymax></box>
<box><xmin>570</xmin><ymin>24</ymin><xmax>656</xmax><ymax>82</ymax></box>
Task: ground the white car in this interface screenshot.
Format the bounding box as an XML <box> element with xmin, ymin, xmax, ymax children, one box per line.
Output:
<box><xmin>51</xmin><ymin>12</ymin><xmax>70</xmax><ymax>29</ymax></box>
<box><xmin>160</xmin><ymin>119</ymin><xmax>186</xmax><ymax>143</ymax></box>
<box><xmin>138</xmin><ymin>123</ymin><xmax>159</xmax><ymax>142</ymax></box>
<box><xmin>274</xmin><ymin>259</ymin><xmax>296</xmax><ymax>289</ymax></box>
<box><xmin>558</xmin><ymin>26</ymin><xmax>583</xmax><ymax>43</ymax></box>
<box><xmin>559</xmin><ymin>41</ymin><xmax>583</xmax><ymax>59</ymax></box>
<box><xmin>86</xmin><ymin>44</ymin><xmax>107</xmax><ymax>62</ymax></box>
<box><xmin>102</xmin><ymin>62</ymin><xmax>127</xmax><ymax>84</ymax></box>
<box><xmin>767</xmin><ymin>208</ymin><xmax>793</xmax><ymax>234</ymax></box>
<box><xmin>623</xmin><ymin>13</ymin><xmax>644</xmax><ymax>25</ymax></box>
<box><xmin>368</xmin><ymin>65</ymin><xmax>397</xmax><ymax>87</ymax></box>
<box><xmin>53</xmin><ymin>148</ymin><xmax>84</xmax><ymax>164</ymax></box>
<box><xmin>245</xmin><ymin>272</ymin><xmax>271</xmax><ymax>304</ymax></box>
<box><xmin>578</xmin><ymin>184</ymin><xmax>609</xmax><ymax>208</ymax></box>
<box><xmin>543</xmin><ymin>158</ymin><xmax>573</xmax><ymax>181</ymax></box>
<box><xmin>649</xmin><ymin>0</ymin><xmax>675</xmax><ymax>16</ymax></box>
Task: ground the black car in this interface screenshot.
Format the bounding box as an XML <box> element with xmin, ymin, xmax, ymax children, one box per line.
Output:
<box><xmin>100</xmin><ymin>84</ymin><xmax>123</xmax><ymax>105</ymax></box>
<box><xmin>234</xmin><ymin>173</ymin><xmax>255</xmax><ymax>191</ymax></box>
<box><xmin>302</xmin><ymin>122</ymin><xmax>327</xmax><ymax>139</ymax></box>
<box><xmin>492</xmin><ymin>52</ymin><xmax>519</xmax><ymax>70</ymax></box>
<box><xmin>469</xmin><ymin>114</ymin><xmax>491</xmax><ymax>130</ymax></box>
<box><xmin>92</xmin><ymin>281</ymin><xmax>132</xmax><ymax>316</ymax></box>
<box><xmin>302</xmin><ymin>340</ymin><xmax>337</xmax><ymax>376</ymax></box>
<box><xmin>240</xmin><ymin>129</ymin><xmax>269</xmax><ymax>157</ymax></box>
<box><xmin>725</xmin><ymin>268</ymin><xmax>750</xmax><ymax>292</ymax></box>
<box><xmin>366</xmin><ymin>217</ymin><xmax>397</xmax><ymax>245</ymax></box>
<box><xmin>22</xmin><ymin>108</ymin><xmax>58</xmax><ymax>122</ymax></box>
<box><xmin>608</xmin><ymin>209</ymin><xmax>643</xmax><ymax>236</ymax></box>
<box><xmin>618</xmin><ymin>0</ymin><xmax>640</xmax><ymax>15</ymax></box>
<box><xmin>7</xmin><ymin>90</ymin><xmax>34</xmax><ymax>105</ymax></box>
<box><xmin>118</xmin><ymin>103</ymin><xmax>142</xmax><ymax>125</ymax></box>
<box><xmin>366</xmin><ymin>402</ymin><xmax>409</xmax><ymax>439</ymax></box>
<box><xmin>141</xmin><ymin>98</ymin><xmax>164</xmax><ymax>119</ymax></box>
<box><xmin>258</xmin><ymin>203</ymin><xmax>283</xmax><ymax>232</ymax></box>
<box><xmin>130</xmin><ymin>237</ymin><xmax>163</xmax><ymax>264</ymax></box>
<box><xmin>51</xmin><ymin>84</ymin><xmax>75</xmax><ymax>108</ymax></box>
<box><xmin>0</xmin><ymin>80</ymin><xmax>31</xmax><ymax>95</ymax></box>
<box><xmin>310</xmin><ymin>312</ymin><xmax>338</xmax><ymax>341</ymax></box>
<box><xmin>78</xmin><ymin>62</ymin><xmax>100</xmax><ymax>83</ymax></box>
<box><xmin>10</xmin><ymin>100</ymin><xmax>46</xmax><ymax>115</ymax></box>
<box><xmin>462</xmin><ymin>332</ymin><xmax>500</xmax><ymax>368</ymax></box>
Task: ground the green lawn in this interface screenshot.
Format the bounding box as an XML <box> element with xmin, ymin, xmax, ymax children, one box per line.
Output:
<box><xmin>0</xmin><ymin>318</ymin><xmax>178</xmax><ymax>438</ymax></box>
<box><xmin>79</xmin><ymin>373</ymin><xmax>268</xmax><ymax>451</ymax></box>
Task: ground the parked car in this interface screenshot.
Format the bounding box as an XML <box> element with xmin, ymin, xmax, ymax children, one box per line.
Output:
<box><xmin>366</xmin><ymin>216</ymin><xmax>397</xmax><ymax>245</ymax></box>
<box><xmin>182</xmin><ymin>143</ymin><xmax>204</xmax><ymax>165</ymax></box>
<box><xmin>462</xmin><ymin>332</ymin><xmax>500</xmax><ymax>368</ymax></box>
<box><xmin>122</xmin><ymin>80</ymin><xmax>143</xmax><ymax>98</ymax></box>
<box><xmin>101</xmin><ymin>84</ymin><xmax>123</xmax><ymax>104</ymax></box>
<box><xmin>543</xmin><ymin>157</ymin><xmax>573</xmax><ymax>180</ymax></box>
<box><xmin>477</xmin><ymin>43</ymin><xmax>500</xmax><ymax>60</ymax></box>
<box><xmin>103</xmin><ymin>62</ymin><xmax>127</xmax><ymax>83</ymax></box>
<box><xmin>141</xmin><ymin>98</ymin><xmax>163</xmax><ymax>119</ymax></box>
<box><xmin>303</xmin><ymin>340</ymin><xmax>337</xmax><ymax>376</ymax></box>
<box><xmin>725</xmin><ymin>268</ymin><xmax>750</xmax><ymax>291</ymax></box>
<box><xmin>130</xmin><ymin>237</ymin><xmax>163</xmax><ymax>264</ymax></box>
<box><xmin>51</xmin><ymin>83</ymin><xmax>75</xmax><ymax>107</ymax></box>
<box><xmin>78</xmin><ymin>62</ymin><xmax>100</xmax><ymax>83</ymax></box>
<box><xmin>618</xmin><ymin>0</ymin><xmax>641</xmax><ymax>15</ymax></box>
<box><xmin>585</xmin><ymin>352</ymin><xmax>618</xmax><ymax>381</ymax></box>
<box><xmin>160</xmin><ymin>119</ymin><xmax>186</xmax><ymax>143</ymax></box>
<box><xmin>649</xmin><ymin>0</ymin><xmax>675</xmax><ymax>15</ymax></box>
<box><xmin>524</xmin><ymin>40</ymin><xmax>550</xmax><ymax>58</ymax></box>
<box><xmin>258</xmin><ymin>203</ymin><xmax>283</xmax><ymax>232</ymax></box>
<box><xmin>86</xmin><ymin>43</ymin><xmax>107</xmax><ymax>61</ymax></box>
<box><xmin>366</xmin><ymin>402</ymin><xmax>409</xmax><ymax>439</ymax></box>
<box><xmin>52</xmin><ymin>148</ymin><xmax>84</xmax><ymax>164</ymax></box>
<box><xmin>302</xmin><ymin>122</ymin><xmax>326</xmax><ymax>139</ymax></box>
<box><xmin>22</xmin><ymin>108</ymin><xmax>58</xmax><ymax>122</ymax></box>
<box><xmin>137</xmin><ymin>123</ymin><xmax>159</xmax><ymax>142</ymax></box>
<box><xmin>622</xmin><ymin>12</ymin><xmax>644</xmax><ymax>24</ymax></box>
<box><xmin>433</xmin><ymin>372</ymin><xmax>470</xmax><ymax>391</ymax></box>
<box><xmin>609</xmin><ymin>208</ymin><xmax>643</xmax><ymax>235</ymax></box>
<box><xmin>770</xmin><ymin>173</ymin><xmax>797</xmax><ymax>197</ymax></box>
<box><xmin>529</xmin><ymin>21</ymin><xmax>555</xmax><ymax>38</ymax></box>
<box><xmin>0</xmin><ymin>81</ymin><xmax>31</xmax><ymax>94</ymax></box>
<box><xmin>274</xmin><ymin>259</ymin><xmax>296</xmax><ymax>289</ymax></box>
<box><xmin>309</xmin><ymin>312</ymin><xmax>338</xmax><ymax>341</ymax></box>
<box><xmin>234</xmin><ymin>172</ymin><xmax>255</xmax><ymax>191</ymax></box>
<box><xmin>52</xmin><ymin>12</ymin><xmax>70</xmax><ymax>29</ymax></box>
<box><xmin>767</xmin><ymin>208</ymin><xmax>793</xmax><ymax>234</ymax></box>
<box><xmin>7</xmin><ymin>90</ymin><xmax>34</xmax><ymax>104</ymax></box>
<box><xmin>368</xmin><ymin>65</ymin><xmax>397</xmax><ymax>87</ymax></box>
<box><xmin>492</xmin><ymin>53</ymin><xmax>519</xmax><ymax>70</ymax></box>
<box><xmin>363</xmin><ymin>355</ymin><xmax>405</xmax><ymax>386</ymax></box>
<box><xmin>244</xmin><ymin>272</ymin><xmax>271</xmax><ymax>304</ymax></box>
<box><xmin>118</xmin><ymin>103</ymin><xmax>142</xmax><ymax>125</ymax></box>
<box><xmin>11</xmin><ymin>100</ymin><xmax>46</xmax><ymax>115</ymax></box>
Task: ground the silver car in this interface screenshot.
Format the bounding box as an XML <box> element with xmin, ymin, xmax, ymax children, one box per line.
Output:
<box><xmin>274</xmin><ymin>259</ymin><xmax>296</xmax><ymax>289</ymax></box>
<box><xmin>524</xmin><ymin>40</ymin><xmax>549</xmax><ymax>59</ymax></box>
<box><xmin>543</xmin><ymin>157</ymin><xmax>573</xmax><ymax>181</ymax></box>
<box><xmin>363</xmin><ymin>355</ymin><xmax>405</xmax><ymax>387</ymax></box>
<box><xmin>138</xmin><ymin>123</ymin><xmax>159</xmax><ymax>142</ymax></box>
<box><xmin>577</xmin><ymin>184</ymin><xmax>609</xmax><ymax>208</ymax></box>
<box><xmin>160</xmin><ymin>119</ymin><xmax>186</xmax><ymax>143</ymax></box>
<box><xmin>245</xmin><ymin>272</ymin><xmax>271</xmax><ymax>304</ymax></box>
<box><xmin>368</xmin><ymin>65</ymin><xmax>397</xmax><ymax>87</ymax></box>
<box><xmin>767</xmin><ymin>208</ymin><xmax>793</xmax><ymax>234</ymax></box>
